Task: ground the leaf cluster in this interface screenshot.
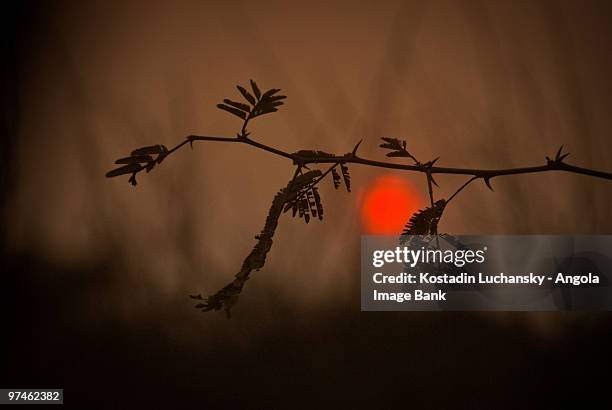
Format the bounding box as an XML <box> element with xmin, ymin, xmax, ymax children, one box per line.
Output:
<box><xmin>328</xmin><ymin>164</ymin><xmax>351</xmax><ymax>192</ymax></box>
<box><xmin>283</xmin><ymin>170</ymin><xmax>324</xmax><ymax>223</ymax></box>
<box><xmin>400</xmin><ymin>199</ymin><xmax>447</xmax><ymax>239</ymax></box>
<box><xmin>106</xmin><ymin>145</ymin><xmax>169</xmax><ymax>186</ymax></box>
<box><xmin>217</xmin><ymin>80</ymin><xmax>287</xmax><ymax>123</ymax></box>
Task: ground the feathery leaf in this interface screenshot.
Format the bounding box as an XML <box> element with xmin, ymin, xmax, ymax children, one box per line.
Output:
<box><xmin>131</xmin><ymin>145</ymin><xmax>164</xmax><ymax>156</ymax></box>
<box><xmin>267</xmin><ymin>95</ymin><xmax>287</xmax><ymax>102</ymax></box>
<box><xmin>331</xmin><ymin>168</ymin><xmax>341</xmax><ymax>189</ymax></box>
<box><xmin>261</xmin><ymin>88</ymin><xmax>281</xmax><ymax>99</ymax></box>
<box><xmin>379</xmin><ymin>137</ymin><xmax>405</xmax><ymax>151</ymax></box>
<box><xmin>292</xmin><ymin>201</ymin><xmax>298</xmax><ymax>217</ymax></box>
<box><xmin>250</xmin><ymin>79</ymin><xmax>261</xmax><ymax>100</ymax></box>
<box><xmin>106</xmin><ymin>163</ymin><xmax>143</xmax><ymax>178</ymax></box>
<box><xmin>340</xmin><ymin>163</ymin><xmax>351</xmax><ymax>192</ymax></box>
<box><xmin>301</xmin><ymin>198</ymin><xmax>310</xmax><ymax>223</ymax></box>
<box><xmin>400</xmin><ymin>200</ymin><xmax>447</xmax><ymax>239</ymax></box>
<box><xmin>223</xmin><ymin>99</ymin><xmax>251</xmax><ymax>113</ymax></box>
<box><xmin>236</xmin><ymin>85</ymin><xmax>256</xmax><ymax>105</ymax></box>
<box><xmin>115</xmin><ymin>155</ymin><xmax>153</xmax><ymax>164</ymax></box>
<box><xmin>312</xmin><ymin>187</ymin><xmax>323</xmax><ymax>220</ymax></box>
<box><xmin>306</xmin><ymin>189</ymin><xmax>317</xmax><ymax>217</ymax></box>
<box><xmin>217</xmin><ymin>104</ymin><xmax>247</xmax><ymax>119</ymax></box>
<box><xmin>379</xmin><ymin>137</ymin><xmax>417</xmax><ymax>160</ymax></box>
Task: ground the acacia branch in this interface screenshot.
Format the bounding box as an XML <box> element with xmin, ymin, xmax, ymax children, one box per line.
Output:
<box><xmin>110</xmin><ymin>129</ymin><xmax>612</xmax><ymax>317</ymax></box>
<box><xmin>180</xmin><ymin>134</ymin><xmax>612</xmax><ymax>182</ymax></box>
<box><xmin>106</xmin><ymin>80</ymin><xmax>612</xmax><ymax>317</ymax></box>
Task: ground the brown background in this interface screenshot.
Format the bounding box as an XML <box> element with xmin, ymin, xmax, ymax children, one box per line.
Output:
<box><xmin>3</xmin><ymin>0</ymin><xmax>612</xmax><ymax>407</ymax></box>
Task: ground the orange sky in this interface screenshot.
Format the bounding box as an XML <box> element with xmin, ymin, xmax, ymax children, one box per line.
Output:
<box><xmin>5</xmin><ymin>0</ymin><xmax>612</xmax><ymax>329</ymax></box>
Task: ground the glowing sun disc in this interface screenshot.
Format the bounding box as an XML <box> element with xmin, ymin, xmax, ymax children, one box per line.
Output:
<box><xmin>360</xmin><ymin>175</ymin><xmax>423</xmax><ymax>235</ymax></box>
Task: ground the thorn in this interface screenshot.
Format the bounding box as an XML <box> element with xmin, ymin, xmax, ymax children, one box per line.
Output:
<box><xmin>430</xmin><ymin>174</ymin><xmax>439</xmax><ymax>187</ymax></box>
<box><xmin>352</xmin><ymin>139</ymin><xmax>363</xmax><ymax>156</ymax></box>
<box><xmin>424</xmin><ymin>157</ymin><xmax>440</xmax><ymax>167</ymax></box>
<box><xmin>555</xmin><ymin>145</ymin><xmax>564</xmax><ymax>160</ymax></box>
<box><xmin>484</xmin><ymin>177</ymin><xmax>494</xmax><ymax>191</ymax></box>
<box><xmin>558</xmin><ymin>153</ymin><xmax>570</xmax><ymax>162</ymax></box>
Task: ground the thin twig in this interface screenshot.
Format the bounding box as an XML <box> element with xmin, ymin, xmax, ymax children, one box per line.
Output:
<box><xmin>447</xmin><ymin>176</ymin><xmax>479</xmax><ymax>204</ymax></box>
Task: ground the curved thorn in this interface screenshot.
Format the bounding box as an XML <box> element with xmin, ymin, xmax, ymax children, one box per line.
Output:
<box><xmin>352</xmin><ymin>139</ymin><xmax>363</xmax><ymax>156</ymax></box>
<box><xmin>484</xmin><ymin>177</ymin><xmax>494</xmax><ymax>191</ymax></box>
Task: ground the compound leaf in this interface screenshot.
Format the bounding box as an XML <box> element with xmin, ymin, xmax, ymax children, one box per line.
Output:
<box><xmin>400</xmin><ymin>199</ymin><xmax>447</xmax><ymax>239</ymax></box>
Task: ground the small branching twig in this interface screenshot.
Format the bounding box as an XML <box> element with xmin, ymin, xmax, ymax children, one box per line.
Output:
<box><xmin>106</xmin><ymin>80</ymin><xmax>612</xmax><ymax>316</ymax></box>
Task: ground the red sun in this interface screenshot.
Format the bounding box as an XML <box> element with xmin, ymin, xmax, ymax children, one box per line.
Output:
<box><xmin>360</xmin><ymin>175</ymin><xmax>423</xmax><ymax>235</ymax></box>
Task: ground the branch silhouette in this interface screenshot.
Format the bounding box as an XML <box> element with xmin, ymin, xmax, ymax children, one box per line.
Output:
<box><xmin>106</xmin><ymin>80</ymin><xmax>612</xmax><ymax>316</ymax></box>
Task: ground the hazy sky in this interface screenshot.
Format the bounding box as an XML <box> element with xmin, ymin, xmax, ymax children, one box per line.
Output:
<box><xmin>5</xmin><ymin>0</ymin><xmax>612</xmax><ymax>331</ymax></box>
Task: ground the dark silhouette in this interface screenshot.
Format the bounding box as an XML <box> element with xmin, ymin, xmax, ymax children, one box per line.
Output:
<box><xmin>106</xmin><ymin>80</ymin><xmax>612</xmax><ymax>316</ymax></box>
